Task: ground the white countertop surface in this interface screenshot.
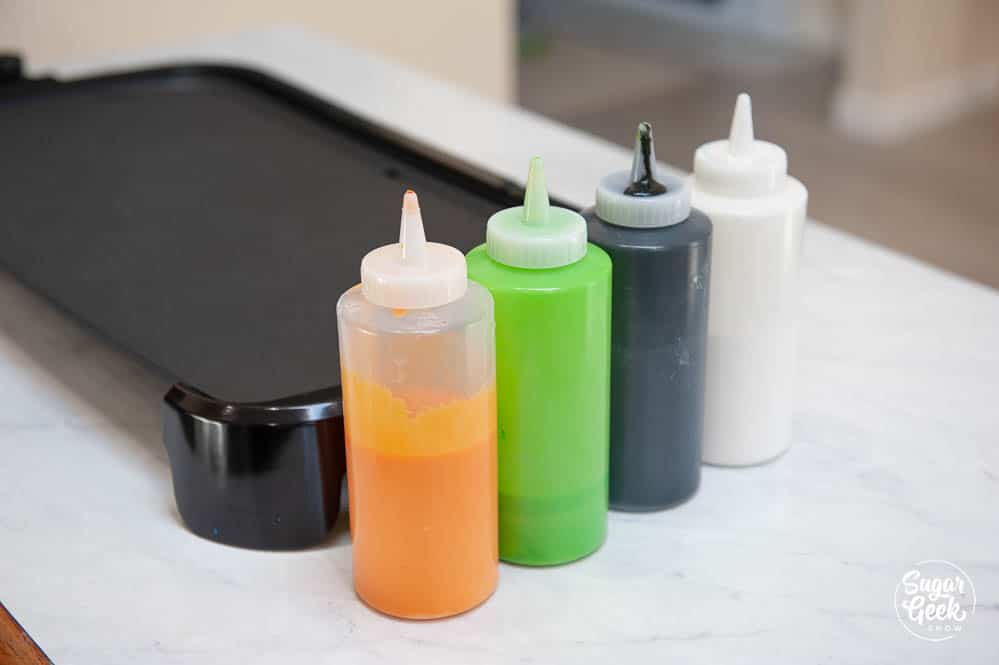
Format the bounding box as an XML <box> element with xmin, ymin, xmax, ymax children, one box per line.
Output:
<box><xmin>2</xmin><ymin>26</ymin><xmax>997</xmax><ymax>664</ymax></box>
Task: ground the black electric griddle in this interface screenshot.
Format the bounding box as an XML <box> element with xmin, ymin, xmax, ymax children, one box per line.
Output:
<box><xmin>0</xmin><ymin>60</ymin><xmax>538</xmax><ymax>549</ymax></box>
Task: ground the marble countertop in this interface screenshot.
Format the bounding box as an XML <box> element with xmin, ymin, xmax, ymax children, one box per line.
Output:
<box><xmin>2</xmin><ymin>26</ymin><xmax>997</xmax><ymax>665</ymax></box>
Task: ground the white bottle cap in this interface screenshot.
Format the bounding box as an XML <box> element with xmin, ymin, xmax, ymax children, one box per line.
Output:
<box><xmin>360</xmin><ymin>190</ymin><xmax>467</xmax><ymax>309</ymax></box>
<box><xmin>596</xmin><ymin>121</ymin><xmax>691</xmax><ymax>228</ymax></box>
<box><xmin>693</xmin><ymin>93</ymin><xmax>788</xmax><ymax>198</ymax></box>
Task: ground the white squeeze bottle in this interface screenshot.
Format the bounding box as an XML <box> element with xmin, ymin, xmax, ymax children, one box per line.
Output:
<box><xmin>692</xmin><ymin>94</ymin><xmax>807</xmax><ymax>466</ymax></box>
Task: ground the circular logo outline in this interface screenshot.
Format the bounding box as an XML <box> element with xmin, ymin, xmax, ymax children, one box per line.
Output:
<box><xmin>894</xmin><ymin>559</ymin><xmax>977</xmax><ymax>642</ymax></box>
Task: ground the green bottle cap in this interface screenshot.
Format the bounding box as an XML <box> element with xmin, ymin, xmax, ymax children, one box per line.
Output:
<box><xmin>486</xmin><ymin>157</ymin><xmax>587</xmax><ymax>269</ymax></box>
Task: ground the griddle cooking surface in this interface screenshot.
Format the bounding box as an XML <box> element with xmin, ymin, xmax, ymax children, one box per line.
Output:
<box><xmin>0</xmin><ymin>66</ymin><xmax>515</xmax><ymax>402</ymax></box>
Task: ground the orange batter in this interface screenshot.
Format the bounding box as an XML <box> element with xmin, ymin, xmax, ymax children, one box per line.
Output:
<box><xmin>342</xmin><ymin>370</ymin><xmax>498</xmax><ymax>619</ymax></box>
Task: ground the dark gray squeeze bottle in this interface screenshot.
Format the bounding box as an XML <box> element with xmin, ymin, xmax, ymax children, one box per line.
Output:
<box><xmin>583</xmin><ymin>122</ymin><xmax>712</xmax><ymax>511</ymax></box>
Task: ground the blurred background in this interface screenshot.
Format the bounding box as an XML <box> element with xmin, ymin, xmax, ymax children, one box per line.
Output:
<box><xmin>2</xmin><ymin>0</ymin><xmax>997</xmax><ymax>287</ymax></box>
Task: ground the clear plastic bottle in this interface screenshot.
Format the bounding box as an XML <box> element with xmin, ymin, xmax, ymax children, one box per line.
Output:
<box><xmin>336</xmin><ymin>190</ymin><xmax>497</xmax><ymax>619</ymax></box>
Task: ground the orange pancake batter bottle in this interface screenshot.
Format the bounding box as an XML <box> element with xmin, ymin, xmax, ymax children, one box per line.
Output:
<box><xmin>336</xmin><ymin>190</ymin><xmax>497</xmax><ymax>619</ymax></box>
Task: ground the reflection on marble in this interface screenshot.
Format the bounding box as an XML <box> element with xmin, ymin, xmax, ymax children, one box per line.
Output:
<box><xmin>1</xmin><ymin>27</ymin><xmax>997</xmax><ymax>665</ymax></box>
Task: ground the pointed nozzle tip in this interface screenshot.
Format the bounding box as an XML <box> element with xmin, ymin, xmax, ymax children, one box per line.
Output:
<box><xmin>625</xmin><ymin>120</ymin><xmax>667</xmax><ymax>197</ymax></box>
<box><xmin>729</xmin><ymin>92</ymin><xmax>754</xmax><ymax>155</ymax></box>
<box><xmin>523</xmin><ymin>156</ymin><xmax>550</xmax><ymax>225</ymax></box>
<box><xmin>403</xmin><ymin>189</ymin><xmax>419</xmax><ymax>212</ymax></box>
<box><xmin>399</xmin><ymin>189</ymin><xmax>427</xmax><ymax>264</ymax></box>
<box><xmin>527</xmin><ymin>156</ymin><xmax>545</xmax><ymax>184</ymax></box>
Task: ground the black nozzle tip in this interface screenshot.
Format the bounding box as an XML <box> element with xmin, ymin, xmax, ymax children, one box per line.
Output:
<box><xmin>624</xmin><ymin>121</ymin><xmax>667</xmax><ymax>197</ymax></box>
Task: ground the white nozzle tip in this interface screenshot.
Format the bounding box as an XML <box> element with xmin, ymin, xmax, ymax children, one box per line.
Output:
<box><xmin>729</xmin><ymin>93</ymin><xmax>754</xmax><ymax>155</ymax></box>
<box><xmin>399</xmin><ymin>189</ymin><xmax>427</xmax><ymax>264</ymax></box>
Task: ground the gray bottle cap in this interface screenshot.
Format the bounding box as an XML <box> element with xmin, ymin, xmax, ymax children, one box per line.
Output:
<box><xmin>595</xmin><ymin>122</ymin><xmax>691</xmax><ymax>228</ymax></box>
<box><xmin>596</xmin><ymin>171</ymin><xmax>691</xmax><ymax>229</ymax></box>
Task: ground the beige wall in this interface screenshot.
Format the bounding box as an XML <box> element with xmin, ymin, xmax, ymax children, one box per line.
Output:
<box><xmin>834</xmin><ymin>0</ymin><xmax>999</xmax><ymax>140</ymax></box>
<box><xmin>0</xmin><ymin>0</ymin><xmax>515</xmax><ymax>103</ymax></box>
<box><xmin>840</xmin><ymin>0</ymin><xmax>999</xmax><ymax>96</ymax></box>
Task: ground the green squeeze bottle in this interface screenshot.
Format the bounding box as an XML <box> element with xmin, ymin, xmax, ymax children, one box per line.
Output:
<box><xmin>467</xmin><ymin>157</ymin><xmax>612</xmax><ymax>565</ymax></box>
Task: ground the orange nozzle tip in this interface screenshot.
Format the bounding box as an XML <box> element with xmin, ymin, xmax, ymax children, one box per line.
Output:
<box><xmin>403</xmin><ymin>189</ymin><xmax>420</xmax><ymax>211</ymax></box>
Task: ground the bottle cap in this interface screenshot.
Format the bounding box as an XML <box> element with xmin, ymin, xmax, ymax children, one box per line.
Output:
<box><xmin>595</xmin><ymin>121</ymin><xmax>691</xmax><ymax>228</ymax></box>
<box><xmin>486</xmin><ymin>157</ymin><xmax>587</xmax><ymax>269</ymax></box>
<box><xmin>693</xmin><ymin>93</ymin><xmax>788</xmax><ymax>198</ymax></box>
<box><xmin>360</xmin><ymin>190</ymin><xmax>467</xmax><ymax>309</ymax></box>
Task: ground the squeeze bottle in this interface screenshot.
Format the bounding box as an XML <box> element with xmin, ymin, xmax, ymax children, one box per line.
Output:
<box><xmin>336</xmin><ymin>190</ymin><xmax>497</xmax><ymax>618</ymax></box>
<box><xmin>466</xmin><ymin>158</ymin><xmax>611</xmax><ymax>566</ymax></box>
<box><xmin>584</xmin><ymin>122</ymin><xmax>712</xmax><ymax>510</ymax></box>
<box><xmin>691</xmin><ymin>94</ymin><xmax>807</xmax><ymax>466</ymax></box>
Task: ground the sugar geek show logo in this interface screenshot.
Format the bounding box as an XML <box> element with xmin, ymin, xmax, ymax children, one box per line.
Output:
<box><xmin>894</xmin><ymin>560</ymin><xmax>976</xmax><ymax>641</ymax></box>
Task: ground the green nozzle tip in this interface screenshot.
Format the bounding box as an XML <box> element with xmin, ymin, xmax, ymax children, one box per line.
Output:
<box><xmin>523</xmin><ymin>156</ymin><xmax>551</xmax><ymax>226</ymax></box>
